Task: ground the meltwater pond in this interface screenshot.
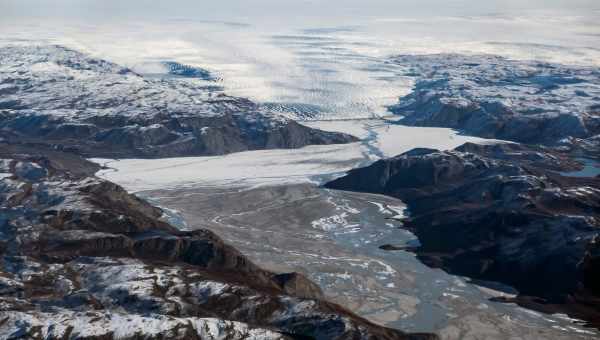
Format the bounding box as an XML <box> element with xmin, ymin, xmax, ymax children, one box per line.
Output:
<box><xmin>139</xmin><ymin>184</ymin><xmax>597</xmax><ymax>340</ymax></box>
<box><xmin>561</xmin><ymin>158</ymin><xmax>600</xmax><ymax>178</ymax></box>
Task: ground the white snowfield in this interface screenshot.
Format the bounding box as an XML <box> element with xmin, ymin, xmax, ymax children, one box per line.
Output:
<box><xmin>94</xmin><ymin>119</ymin><xmax>498</xmax><ymax>192</ymax></box>
<box><xmin>1</xmin><ymin>312</ymin><xmax>287</xmax><ymax>340</ymax></box>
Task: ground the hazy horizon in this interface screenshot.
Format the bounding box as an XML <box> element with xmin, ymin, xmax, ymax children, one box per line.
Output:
<box><xmin>2</xmin><ymin>0</ymin><xmax>599</xmax><ymax>118</ymax></box>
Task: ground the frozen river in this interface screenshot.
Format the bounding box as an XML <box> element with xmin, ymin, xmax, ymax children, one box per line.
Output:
<box><xmin>130</xmin><ymin>183</ymin><xmax>596</xmax><ymax>339</ymax></box>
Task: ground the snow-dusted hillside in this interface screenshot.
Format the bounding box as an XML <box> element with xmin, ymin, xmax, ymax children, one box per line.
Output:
<box><xmin>0</xmin><ymin>145</ymin><xmax>436</xmax><ymax>340</ymax></box>
<box><xmin>390</xmin><ymin>54</ymin><xmax>600</xmax><ymax>157</ymax></box>
<box><xmin>0</xmin><ymin>45</ymin><xmax>356</xmax><ymax>158</ymax></box>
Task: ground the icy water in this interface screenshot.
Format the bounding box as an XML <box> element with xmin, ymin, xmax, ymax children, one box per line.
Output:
<box><xmin>138</xmin><ymin>184</ymin><xmax>597</xmax><ymax>339</ymax></box>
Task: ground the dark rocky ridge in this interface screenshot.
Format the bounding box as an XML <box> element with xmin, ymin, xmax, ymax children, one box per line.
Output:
<box><xmin>389</xmin><ymin>54</ymin><xmax>600</xmax><ymax>159</ymax></box>
<box><xmin>0</xmin><ymin>45</ymin><xmax>357</xmax><ymax>158</ymax></box>
<box><xmin>325</xmin><ymin>142</ymin><xmax>600</xmax><ymax>327</ymax></box>
<box><xmin>0</xmin><ymin>147</ymin><xmax>436</xmax><ymax>340</ymax></box>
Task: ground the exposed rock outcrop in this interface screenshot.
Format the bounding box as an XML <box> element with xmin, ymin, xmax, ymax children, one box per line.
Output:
<box><xmin>326</xmin><ymin>142</ymin><xmax>600</xmax><ymax>327</ymax></box>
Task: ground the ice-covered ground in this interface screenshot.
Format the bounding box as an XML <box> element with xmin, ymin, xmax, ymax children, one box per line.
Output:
<box><xmin>1</xmin><ymin>1</ymin><xmax>599</xmax><ymax>120</ymax></box>
<box><xmin>94</xmin><ymin>120</ymin><xmax>496</xmax><ymax>191</ymax></box>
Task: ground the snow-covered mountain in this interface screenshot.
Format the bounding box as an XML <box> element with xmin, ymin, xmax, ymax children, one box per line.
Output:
<box><xmin>389</xmin><ymin>54</ymin><xmax>600</xmax><ymax>158</ymax></box>
<box><xmin>0</xmin><ymin>45</ymin><xmax>356</xmax><ymax>158</ymax></box>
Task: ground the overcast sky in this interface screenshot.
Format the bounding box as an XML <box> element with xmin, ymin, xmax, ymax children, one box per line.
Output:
<box><xmin>2</xmin><ymin>0</ymin><xmax>599</xmax><ymax>24</ymax></box>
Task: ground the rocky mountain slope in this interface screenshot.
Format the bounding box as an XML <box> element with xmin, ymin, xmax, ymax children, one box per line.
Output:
<box><xmin>389</xmin><ymin>54</ymin><xmax>600</xmax><ymax>158</ymax></box>
<box><xmin>0</xmin><ymin>45</ymin><xmax>357</xmax><ymax>158</ymax></box>
<box><xmin>325</xmin><ymin>142</ymin><xmax>600</xmax><ymax>326</ymax></box>
<box><xmin>0</xmin><ymin>143</ymin><xmax>436</xmax><ymax>340</ymax></box>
